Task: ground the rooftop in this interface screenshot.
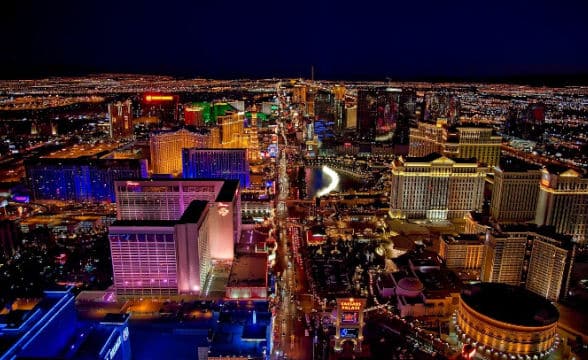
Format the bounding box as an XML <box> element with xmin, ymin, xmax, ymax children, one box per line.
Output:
<box><xmin>178</xmin><ymin>200</ymin><xmax>209</xmax><ymax>224</ymax></box>
<box><xmin>216</xmin><ymin>180</ymin><xmax>240</xmax><ymax>202</ymax></box>
<box><xmin>441</xmin><ymin>234</ymin><xmax>484</xmax><ymax>245</ymax></box>
<box><xmin>227</xmin><ymin>254</ymin><xmax>267</xmax><ymax>288</ymax></box>
<box><xmin>497</xmin><ymin>155</ymin><xmax>541</xmax><ymax>172</ymax></box>
<box><xmin>460</xmin><ymin>282</ymin><xmax>559</xmax><ymax>327</ymax></box>
<box><xmin>42</xmin><ymin>143</ymin><xmax>121</xmax><ymax>159</ymax></box>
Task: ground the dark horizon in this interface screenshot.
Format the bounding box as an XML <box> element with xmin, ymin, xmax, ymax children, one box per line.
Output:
<box><xmin>2</xmin><ymin>0</ymin><xmax>587</xmax><ymax>87</ymax></box>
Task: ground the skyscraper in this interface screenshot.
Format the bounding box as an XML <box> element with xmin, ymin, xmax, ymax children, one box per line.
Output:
<box><xmin>25</xmin><ymin>144</ymin><xmax>147</xmax><ymax>202</ymax></box>
<box><xmin>150</xmin><ymin>128</ymin><xmax>212</xmax><ymax>176</ymax></box>
<box><xmin>526</xmin><ymin>232</ymin><xmax>575</xmax><ymax>301</ymax></box>
<box><xmin>182</xmin><ymin>148</ymin><xmax>250</xmax><ymax>188</ymax></box>
<box><xmin>357</xmin><ymin>87</ymin><xmax>400</xmax><ymax>142</ymax></box>
<box><xmin>389</xmin><ymin>153</ymin><xmax>486</xmax><ymax>220</ymax></box>
<box><xmin>535</xmin><ymin>166</ymin><xmax>588</xmax><ymax>244</ymax></box>
<box><xmin>114</xmin><ymin>179</ymin><xmax>240</xmax><ymax>260</ymax></box>
<box><xmin>480</xmin><ymin>226</ymin><xmax>575</xmax><ymax>301</ymax></box>
<box><xmin>108</xmin><ymin>100</ymin><xmax>133</xmax><ymax>139</ymax></box>
<box><xmin>408</xmin><ymin>121</ymin><xmax>445</xmax><ymax>157</ymax></box>
<box><xmin>357</xmin><ymin>87</ymin><xmax>415</xmax><ymax>155</ymax></box>
<box><xmin>409</xmin><ymin>124</ymin><xmax>502</xmax><ymax>168</ymax></box>
<box><xmin>480</xmin><ymin>230</ymin><xmax>527</xmax><ymax>286</ymax></box>
<box><xmin>491</xmin><ymin>156</ymin><xmax>542</xmax><ymax>222</ymax></box>
<box><xmin>109</xmin><ymin>200</ymin><xmax>211</xmax><ymax>298</ymax></box>
<box><xmin>217</xmin><ymin>111</ymin><xmax>245</xmax><ymax>146</ymax></box>
<box><xmin>183</xmin><ymin>105</ymin><xmax>205</xmax><ymax>127</ymax></box>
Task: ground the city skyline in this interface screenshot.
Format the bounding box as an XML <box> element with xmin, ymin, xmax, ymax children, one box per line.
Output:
<box><xmin>2</xmin><ymin>0</ymin><xmax>588</xmax><ymax>82</ymax></box>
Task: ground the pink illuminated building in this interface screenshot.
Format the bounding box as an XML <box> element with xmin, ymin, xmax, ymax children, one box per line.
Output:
<box><xmin>114</xmin><ymin>179</ymin><xmax>240</xmax><ymax>260</ymax></box>
<box><xmin>109</xmin><ymin>200</ymin><xmax>211</xmax><ymax>298</ymax></box>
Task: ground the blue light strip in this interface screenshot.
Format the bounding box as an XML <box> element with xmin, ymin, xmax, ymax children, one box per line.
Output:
<box><xmin>20</xmin><ymin>296</ymin><xmax>75</xmax><ymax>350</ymax></box>
<box><xmin>1</xmin><ymin>293</ymin><xmax>74</xmax><ymax>360</ymax></box>
<box><xmin>1</xmin><ymin>309</ymin><xmax>42</xmax><ymax>334</ymax></box>
<box><xmin>98</xmin><ymin>329</ymin><xmax>119</xmax><ymax>357</ymax></box>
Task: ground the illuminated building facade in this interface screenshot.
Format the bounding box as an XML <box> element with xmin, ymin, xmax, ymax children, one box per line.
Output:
<box><xmin>25</xmin><ymin>146</ymin><xmax>147</xmax><ymax>202</ymax></box>
<box><xmin>389</xmin><ymin>153</ymin><xmax>486</xmax><ymax>220</ymax></box>
<box><xmin>490</xmin><ymin>156</ymin><xmax>542</xmax><ymax>222</ymax></box>
<box><xmin>423</xmin><ymin>92</ymin><xmax>460</xmax><ymax>124</ymax></box>
<box><xmin>409</xmin><ymin>121</ymin><xmax>445</xmax><ymax>157</ymax></box>
<box><xmin>480</xmin><ymin>231</ymin><xmax>527</xmax><ymax>286</ymax></box>
<box><xmin>109</xmin><ymin>200</ymin><xmax>211</xmax><ymax>298</ymax></box>
<box><xmin>182</xmin><ymin>148</ymin><xmax>250</xmax><ymax>188</ymax></box>
<box><xmin>140</xmin><ymin>94</ymin><xmax>179</xmax><ymax>126</ymax></box>
<box><xmin>356</xmin><ymin>87</ymin><xmax>414</xmax><ymax>154</ymax></box>
<box><xmin>357</xmin><ymin>87</ymin><xmax>400</xmax><ymax>142</ymax></box>
<box><xmin>535</xmin><ymin>167</ymin><xmax>588</xmax><ymax>244</ymax></box>
<box><xmin>449</xmin><ymin>127</ymin><xmax>502</xmax><ymax>168</ymax></box>
<box><xmin>217</xmin><ymin>111</ymin><xmax>245</xmax><ymax>146</ymax></box>
<box><xmin>292</xmin><ymin>84</ymin><xmax>307</xmax><ymax>104</ymax></box>
<box><xmin>456</xmin><ymin>283</ymin><xmax>559</xmax><ymax>359</ymax></box>
<box><xmin>334</xmin><ymin>298</ymin><xmax>366</xmax><ymax>353</ymax></box>
<box><xmin>0</xmin><ymin>287</ymin><xmax>131</xmax><ymax>360</ymax></box>
<box><xmin>409</xmin><ymin>124</ymin><xmax>501</xmax><ymax>168</ymax></box>
<box><xmin>115</xmin><ymin>179</ymin><xmax>240</xmax><ymax>260</ymax></box>
<box><xmin>526</xmin><ymin>233</ymin><xmax>574</xmax><ymax>301</ymax></box>
<box><xmin>480</xmin><ymin>227</ymin><xmax>574</xmax><ymax>301</ymax></box>
<box><xmin>150</xmin><ymin>128</ymin><xmax>212</xmax><ymax>176</ymax></box>
<box><xmin>225</xmin><ymin>254</ymin><xmax>268</xmax><ymax>299</ymax></box>
<box><xmin>345</xmin><ymin>106</ymin><xmax>357</xmax><ymax>129</ymax></box>
<box><xmin>439</xmin><ymin>234</ymin><xmax>484</xmax><ymax>270</ymax></box>
<box><xmin>183</xmin><ymin>105</ymin><xmax>205</xmax><ymax>126</ymax></box>
<box><xmin>108</xmin><ymin>100</ymin><xmax>133</xmax><ymax>139</ymax></box>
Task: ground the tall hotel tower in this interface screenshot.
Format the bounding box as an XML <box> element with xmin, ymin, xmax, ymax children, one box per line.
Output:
<box><xmin>108</xmin><ymin>100</ymin><xmax>133</xmax><ymax>139</ymax></box>
<box><xmin>481</xmin><ymin>226</ymin><xmax>575</xmax><ymax>301</ymax></box>
<box><xmin>490</xmin><ymin>156</ymin><xmax>542</xmax><ymax>223</ymax></box>
<box><xmin>182</xmin><ymin>148</ymin><xmax>250</xmax><ymax>188</ymax></box>
<box><xmin>535</xmin><ymin>166</ymin><xmax>588</xmax><ymax>244</ymax></box>
<box><xmin>150</xmin><ymin>128</ymin><xmax>211</xmax><ymax>176</ymax></box>
<box><xmin>409</xmin><ymin>124</ymin><xmax>501</xmax><ymax>168</ymax></box>
<box><xmin>389</xmin><ymin>153</ymin><xmax>486</xmax><ymax>220</ymax></box>
<box><xmin>110</xmin><ymin>200</ymin><xmax>211</xmax><ymax>298</ymax></box>
<box><xmin>114</xmin><ymin>179</ymin><xmax>240</xmax><ymax>260</ymax></box>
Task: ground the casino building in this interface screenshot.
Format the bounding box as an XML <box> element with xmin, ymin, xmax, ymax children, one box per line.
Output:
<box><xmin>334</xmin><ymin>298</ymin><xmax>367</xmax><ymax>353</ymax></box>
<box><xmin>455</xmin><ymin>282</ymin><xmax>559</xmax><ymax>359</ymax></box>
<box><xmin>0</xmin><ymin>287</ymin><xmax>131</xmax><ymax>360</ymax></box>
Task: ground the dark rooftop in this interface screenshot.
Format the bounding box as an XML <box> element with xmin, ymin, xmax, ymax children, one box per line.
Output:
<box><xmin>497</xmin><ymin>155</ymin><xmax>541</xmax><ymax>172</ymax></box>
<box><xmin>461</xmin><ymin>282</ymin><xmax>559</xmax><ymax>327</ymax></box>
<box><xmin>216</xmin><ymin>180</ymin><xmax>240</xmax><ymax>202</ymax></box>
<box><xmin>178</xmin><ymin>200</ymin><xmax>209</xmax><ymax>224</ymax></box>
<box><xmin>441</xmin><ymin>234</ymin><xmax>484</xmax><ymax>245</ymax></box>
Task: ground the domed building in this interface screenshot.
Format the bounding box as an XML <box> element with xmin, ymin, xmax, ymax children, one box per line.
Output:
<box><xmin>396</xmin><ymin>277</ymin><xmax>424</xmax><ymax>297</ymax></box>
<box><xmin>456</xmin><ymin>282</ymin><xmax>559</xmax><ymax>359</ymax></box>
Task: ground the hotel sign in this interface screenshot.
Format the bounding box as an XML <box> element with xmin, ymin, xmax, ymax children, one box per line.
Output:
<box><xmin>339</xmin><ymin>299</ymin><xmax>362</xmax><ymax>311</ymax></box>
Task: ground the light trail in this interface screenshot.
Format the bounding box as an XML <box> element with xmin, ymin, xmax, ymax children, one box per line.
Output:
<box><xmin>316</xmin><ymin>165</ymin><xmax>340</xmax><ymax>197</ymax></box>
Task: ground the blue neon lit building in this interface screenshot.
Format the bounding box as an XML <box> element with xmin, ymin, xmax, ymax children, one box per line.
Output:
<box><xmin>25</xmin><ymin>156</ymin><xmax>147</xmax><ymax>202</ymax></box>
<box><xmin>0</xmin><ymin>287</ymin><xmax>131</xmax><ymax>360</ymax></box>
<box><xmin>182</xmin><ymin>148</ymin><xmax>250</xmax><ymax>188</ymax></box>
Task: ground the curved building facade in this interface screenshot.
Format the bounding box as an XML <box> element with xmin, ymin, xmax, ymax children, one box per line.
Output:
<box><xmin>456</xmin><ymin>283</ymin><xmax>559</xmax><ymax>358</ymax></box>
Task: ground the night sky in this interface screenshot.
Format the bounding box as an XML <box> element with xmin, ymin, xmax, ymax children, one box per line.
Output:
<box><xmin>2</xmin><ymin>0</ymin><xmax>588</xmax><ymax>81</ymax></box>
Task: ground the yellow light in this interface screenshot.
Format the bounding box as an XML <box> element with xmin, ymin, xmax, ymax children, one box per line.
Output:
<box><xmin>145</xmin><ymin>95</ymin><xmax>174</xmax><ymax>102</ymax></box>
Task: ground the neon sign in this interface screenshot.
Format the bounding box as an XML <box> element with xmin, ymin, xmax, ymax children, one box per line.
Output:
<box><xmin>145</xmin><ymin>95</ymin><xmax>174</xmax><ymax>102</ymax></box>
<box><xmin>340</xmin><ymin>299</ymin><xmax>362</xmax><ymax>311</ymax></box>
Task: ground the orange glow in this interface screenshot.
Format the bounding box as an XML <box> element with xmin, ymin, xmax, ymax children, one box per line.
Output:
<box><xmin>145</xmin><ymin>95</ymin><xmax>174</xmax><ymax>102</ymax></box>
<box><xmin>340</xmin><ymin>299</ymin><xmax>362</xmax><ymax>311</ymax></box>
